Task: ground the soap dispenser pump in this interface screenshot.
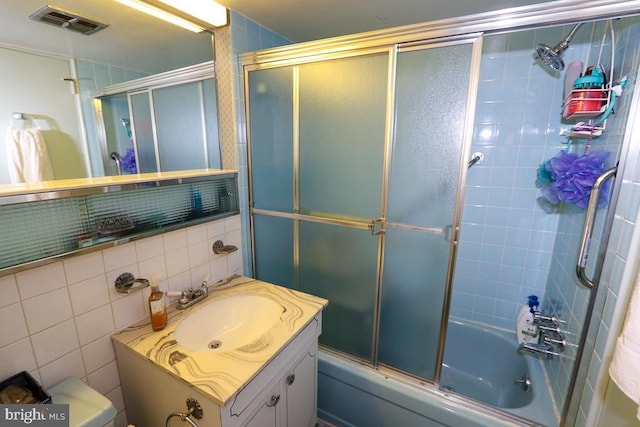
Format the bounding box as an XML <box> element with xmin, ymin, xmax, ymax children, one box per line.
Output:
<box><xmin>148</xmin><ymin>275</ymin><xmax>167</xmax><ymax>331</ymax></box>
<box><xmin>516</xmin><ymin>295</ymin><xmax>539</xmax><ymax>345</ymax></box>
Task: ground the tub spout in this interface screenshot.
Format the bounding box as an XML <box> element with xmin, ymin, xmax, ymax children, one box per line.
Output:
<box><xmin>518</xmin><ymin>342</ymin><xmax>559</xmax><ymax>359</ymax></box>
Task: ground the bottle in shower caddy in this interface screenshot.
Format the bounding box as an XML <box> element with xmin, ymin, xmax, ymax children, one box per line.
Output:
<box><xmin>148</xmin><ymin>275</ymin><xmax>167</xmax><ymax>331</ymax></box>
<box><xmin>516</xmin><ymin>295</ymin><xmax>540</xmax><ymax>345</ymax></box>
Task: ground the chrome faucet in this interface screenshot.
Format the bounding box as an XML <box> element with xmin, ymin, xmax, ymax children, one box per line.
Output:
<box><xmin>175</xmin><ymin>281</ymin><xmax>209</xmax><ymax>309</ymax></box>
<box><xmin>517</xmin><ymin>342</ymin><xmax>559</xmax><ymax>359</ymax></box>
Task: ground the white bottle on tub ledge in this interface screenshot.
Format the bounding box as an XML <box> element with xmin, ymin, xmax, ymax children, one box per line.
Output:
<box><xmin>516</xmin><ymin>295</ymin><xmax>540</xmax><ymax>345</ymax></box>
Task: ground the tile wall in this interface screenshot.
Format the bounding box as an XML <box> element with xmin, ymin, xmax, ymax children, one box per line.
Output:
<box><xmin>0</xmin><ymin>215</ymin><xmax>243</xmax><ymax>426</ymax></box>
<box><xmin>451</xmin><ymin>20</ymin><xmax>631</xmax><ymax>332</ymax></box>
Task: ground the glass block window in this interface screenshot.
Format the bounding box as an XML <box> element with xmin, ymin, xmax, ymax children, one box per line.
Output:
<box><xmin>0</xmin><ymin>175</ymin><xmax>238</xmax><ymax>271</ymax></box>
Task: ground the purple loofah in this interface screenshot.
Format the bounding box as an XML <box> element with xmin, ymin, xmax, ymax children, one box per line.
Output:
<box><xmin>121</xmin><ymin>148</ymin><xmax>137</xmax><ymax>174</ymax></box>
<box><xmin>538</xmin><ymin>150</ymin><xmax>610</xmax><ymax>209</ymax></box>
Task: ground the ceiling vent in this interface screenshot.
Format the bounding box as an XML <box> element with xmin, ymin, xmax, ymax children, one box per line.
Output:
<box><xmin>29</xmin><ymin>5</ymin><xmax>108</xmax><ymax>35</ymax></box>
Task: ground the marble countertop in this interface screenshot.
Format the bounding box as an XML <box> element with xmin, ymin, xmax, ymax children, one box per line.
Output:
<box><xmin>111</xmin><ymin>275</ymin><xmax>328</xmax><ymax>407</ymax></box>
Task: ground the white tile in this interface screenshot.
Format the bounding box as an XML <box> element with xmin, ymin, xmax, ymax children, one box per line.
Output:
<box><xmin>87</xmin><ymin>360</ymin><xmax>120</xmax><ymax>395</ymax></box>
<box><xmin>163</xmin><ymin>229</ymin><xmax>188</xmax><ymax>251</ymax></box>
<box><xmin>188</xmin><ymin>240</ymin><xmax>210</xmax><ymax>268</ymax></box>
<box><xmin>165</xmin><ymin>247</ymin><xmax>190</xmax><ymax>277</ymax></box>
<box><xmin>16</xmin><ymin>263</ymin><xmax>66</xmax><ymax>300</ymax></box>
<box><xmin>22</xmin><ymin>288</ymin><xmax>73</xmax><ymax>334</ymax></box>
<box><xmin>106</xmin><ymin>386</ymin><xmax>125</xmax><ymax>413</ymax></box>
<box><xmin>206</xmin><ymin>219</ymin><xmax>226</xmax><ymax>239</ymax></box>
<box><xmin>103</xmin><ymin>244</ymin><xmax>138</xmax><ymax>272</ymax></box>
<box><xmin>0</xmin><ymin>275</ymin><xmax>19</xmax><ymax>308</ymax></box>
<box><xmin>225</xmin><ymin>228</ymin><xmax>242</xmax><ymax>248</ymax></box>
<box><xmin>210</xmin><ymin>257</ymin><xmax>229</xmax><ymax>283</ymax></box>
<box><xmin>167</xmin><ymin>271</ymin><xmax>191</xmax><ymax>295</ymax></box>
<box><xmin>137</xmin><ymin>255</ymin><xmax>167</xmax><ymax>282</ymax></box>
<box><xmin>38</xmin><ymin>350</ymin><xmax>85</xmax><ymax>389</ymax></box>
<box><xmin>186</xmin><ymin>224</ymin><xmax>208</xmax><ymax>243</ymax></box>
<box><xmin>69</xmin><ymin>274</ymin><xmax>110</xmax><ymax>315</ymax></box>
<box><xmin>190</xmin><ymin>264</ymin><xmax>210</xmax><ymax>287</ymax></box>
<box><xmin>0</xmin><ymin>303</ymin><xmax>28</xmax><ymax>347</ymax></box>
<box><xmin>227</xmin><ymin>250</ymin><xmax>244</xmax><ymax>274</ymax></box>
<box><xmin>75</xmin><ymin>305</ymin><xmax>115</xmax><ymax>346</ymax></box>
<box><xmin>224</xmin><ymin>215</ymin><xmax>241</xmax><ymax>232</ymax></box>
<box><xmin>81</xmin><ymin>334</ymin><xmax>116</xmax><ymax>374</ymax></box>
<box><xmin>63</xmin><ymin>252</ymin><xmax>105</xmax><ymax>284</ymax></box>
<box><xmin>135</xmin><ymin>235</ymin><xmax>165</xmax><ymax>262</ymax></box>
<box><xmin>111</xmin><ymin>293</ymin><xmax>146</xmax><ymax>330</ymax></box>
<box><xmin>0</xmin><ymin>338</ymin><xmax>37</xmax><ymax>381</ymax></box>
<box><xmin>31</xmin><ymin>320</ymin><xmax>79</xmax><ymax>366</ymax></box>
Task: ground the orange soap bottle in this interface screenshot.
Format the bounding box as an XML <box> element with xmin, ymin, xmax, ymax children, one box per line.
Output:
<box><xmin>148</xmin><ymin>277</ymin><xmax>167</xmax><ymax>331</ymax></box>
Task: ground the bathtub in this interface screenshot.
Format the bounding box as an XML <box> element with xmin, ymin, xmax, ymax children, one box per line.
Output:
<box><xmin>317</xmin><ymin>319</ymin><xmax>558</xmax><ymax>427</ymax></box>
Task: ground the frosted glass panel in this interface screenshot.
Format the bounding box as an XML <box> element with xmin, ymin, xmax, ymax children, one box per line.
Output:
<box><xmin>388</xmin><ymin>44</ymin><xmax>472</xmax><ymax>227</ymax></box>
<box><xmin>378</xmin><ymin>227</ymin><xmax>449</xmax><ymax>379</ymax></box>
<box><xmin>130</xmin><ymin>92</ymin><xmax>157</xmax><ymax>173</ymax></box>
<box><xmin>299</xmin><ymin>221</ymin><xmax>379</xmax><ymax>360</ymax></box>
<box><xmin>299</xmin><ymin>54</ymin><xmax>388</xmax><ymax>219</ymax></box>
<box><xmin>249</xmin><ymin>68</ymin><xmax>294</xmax><ymax>212</ymax></box>
<box><xmin>253</xmin><ymin>214</ymin><xmax>295</xmax><ymax>288</ymax></box>
<box><xmin>154</xmin><ymin>82</ymin><xmax>207</xmax><ymax>171</ymax></box>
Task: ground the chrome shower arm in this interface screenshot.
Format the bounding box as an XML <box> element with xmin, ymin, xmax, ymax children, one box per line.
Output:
<box><xmin>554</xmin><ymin>23</ymin><xmax>583</xmax><ymax>53</ymax></box>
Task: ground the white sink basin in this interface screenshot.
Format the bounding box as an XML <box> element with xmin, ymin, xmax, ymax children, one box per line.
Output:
<box><xmin>174</xmin><ymin>294</ymin><xmax>282</xmax><ymax>353</ymax></box>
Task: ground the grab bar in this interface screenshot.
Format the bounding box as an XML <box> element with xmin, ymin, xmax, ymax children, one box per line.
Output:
<box><xmin>576</xmin><ymin>167</ymin><xmax>617</xmax><ymax>289</ymax></box>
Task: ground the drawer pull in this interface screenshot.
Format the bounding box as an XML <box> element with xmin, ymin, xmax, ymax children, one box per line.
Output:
<box><xmin>266</xmin><ymin>395</ymin><xmax>280</xmax><ymax>407</ymax></box>
<box><xmin>286</xmin><ymin>374</ymin><xmax>295</xmax><ymax>385</ymax></box>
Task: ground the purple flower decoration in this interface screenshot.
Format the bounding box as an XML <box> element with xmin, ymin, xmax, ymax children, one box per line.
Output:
<box><xmin>538</xmin><ymin>150</ymin><xmax>610</xmax><ymax>209</ymax></box>
<box><xmin>121</xmin><ymin>148</ymin><xmax>137</xmax><ymax>174</ymax></box>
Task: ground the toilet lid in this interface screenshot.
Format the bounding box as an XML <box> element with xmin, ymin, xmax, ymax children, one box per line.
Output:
<box><xmin>48</xmin><ymin>378</ymin><xmax>117</xmax><ymax>427</ymax></box>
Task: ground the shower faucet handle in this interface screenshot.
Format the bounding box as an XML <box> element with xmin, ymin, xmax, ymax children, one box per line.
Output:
<box><xmin>533</xmin><ymin>312</ymin><xmax>565</xmax><ymax>326</ymax></box>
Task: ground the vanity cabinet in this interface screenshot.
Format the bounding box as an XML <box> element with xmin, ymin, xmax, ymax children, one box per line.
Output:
<box><xmin>114</xmin><ymin>313</ymin><xmax>322</xmax><ymax>427</ymax></box>
<box><xmin>244</xmin><ymin>345</ymin><xmax>317</xmax><ymax>427</ymax></box>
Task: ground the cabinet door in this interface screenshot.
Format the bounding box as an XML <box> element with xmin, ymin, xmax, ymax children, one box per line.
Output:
<box><xmin>285</xmin><ymin>350</ymin><xmax>317</xmax><ymax>427</ymax></box>
<box><xmin>245</xmin><ymin>386</ymin><xmax>281</xmax><ymax>427</ymax></box>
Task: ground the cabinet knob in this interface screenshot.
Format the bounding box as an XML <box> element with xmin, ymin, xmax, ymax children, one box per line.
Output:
<box><xmin>266</xmin><ymin>395</ymin><xmax>280</xmax><ymax>407</ymax></box>
<box><xmin>286</xmin><ymin>374</ymin><xmax>295</xmax><ymax>385</ymax></box>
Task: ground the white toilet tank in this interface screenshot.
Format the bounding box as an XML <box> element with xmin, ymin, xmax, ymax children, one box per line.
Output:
<box><xmin>48</xmin><ymin>378</ymin><xmax>117</xmax><ymax>427</ymax></box>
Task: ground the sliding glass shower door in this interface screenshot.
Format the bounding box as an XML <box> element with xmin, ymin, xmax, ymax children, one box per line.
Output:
<box><xmin>248</xmin><ymin>37</ymin><xmax>479</xmax><ymax>376</ymax></box>
<box><xmin>378</xmin><ymin>42</ymin><xmax>476</xmax><ymax>380</ymax></box>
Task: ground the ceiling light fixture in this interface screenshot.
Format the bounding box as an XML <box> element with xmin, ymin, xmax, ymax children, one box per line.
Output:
<box><xmin>114</xmin><ymin>0</ymin><xmax>229</xmax><ymax>33</ymax></box>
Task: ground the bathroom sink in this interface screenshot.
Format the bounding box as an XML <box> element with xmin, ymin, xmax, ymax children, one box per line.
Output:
<box><xmin>174</xmin><ymin>294</ymin><xmax>283</xmax><ymax>353</ymax></box>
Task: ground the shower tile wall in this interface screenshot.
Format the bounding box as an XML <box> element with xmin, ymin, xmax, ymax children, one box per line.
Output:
<box><xmin>452</xmin><ymin>28</ymin><xmax>569</xmax><ymax>330</ymax></box>
<box><xmin>453</xmin><ymin>16</ymin><xmax>640</xmax><ymax>421</ymax></box>
<box><xmin>543</xmin><ymin>17</ymin><xmax>640</xmax><ymax>424</ymax></box>
<box><xmin>229</xmin><ymin>11</ymin><xmax>291</xmax><ymax>276</ymax></box>
<box><xmin>452</xmin><ymin>21</ymin><xmax>630</xmax><ymax>332</ymax></box>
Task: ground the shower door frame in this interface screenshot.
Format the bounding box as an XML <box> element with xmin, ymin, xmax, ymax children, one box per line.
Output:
<box><xmin>242</xmin><ymin>2</ymin><xmax>640</xmax><ymax>426</ymax></box>
<box><xmin>245</xmin><ymin>33</ymin><xmax>482</xmax><ymax>372</ymax></box>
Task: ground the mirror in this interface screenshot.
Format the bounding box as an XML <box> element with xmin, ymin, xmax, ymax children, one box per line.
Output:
<box><xmin>0</xmin><ymin>0</ymin><xmax>216</xmax><ymax>185</ymax></box>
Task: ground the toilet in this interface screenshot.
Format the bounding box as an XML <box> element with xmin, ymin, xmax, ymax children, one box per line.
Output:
<box><xmin>48</xmin><ymin>378</ymin><xmax>117</xmax><ymax>427</ymax></box>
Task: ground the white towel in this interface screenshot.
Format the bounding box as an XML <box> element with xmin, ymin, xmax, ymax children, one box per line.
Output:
<box><xmin>5</xmin><ymin>126</ymin><xmax>54</xmax><ymax>183</ymax></box>
<box><xmin>609</xmin><ymin>271</ymin><xmax>640</xmax><ymax>421</ymax></box>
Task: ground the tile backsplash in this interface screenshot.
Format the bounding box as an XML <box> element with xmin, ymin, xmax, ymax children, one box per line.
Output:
<box><xmin>0</xmin><ymin>215</ymin><xmax>243</xmax><ymax>426</ymax></box>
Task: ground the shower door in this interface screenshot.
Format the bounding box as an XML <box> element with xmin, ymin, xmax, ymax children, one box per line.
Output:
<box><xmin>250</xmin><ymin>52</ymin><xmax>390</xmax><ymax>361</ymax></box>
<box><xmin>248</xmin><ymin>37</ymin><xmax>480</xmax><ymax>373</ymax></box>
<box><xmin>377</xmin><ymin>40</ymin><xmax>478</xmax><ymax>380</ymax></box>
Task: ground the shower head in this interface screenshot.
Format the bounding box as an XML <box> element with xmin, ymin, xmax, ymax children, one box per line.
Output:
<box><xmin>534</xmin><ymin>23</ymin><xmax>583</xmax><ymax>71</ymax></box>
